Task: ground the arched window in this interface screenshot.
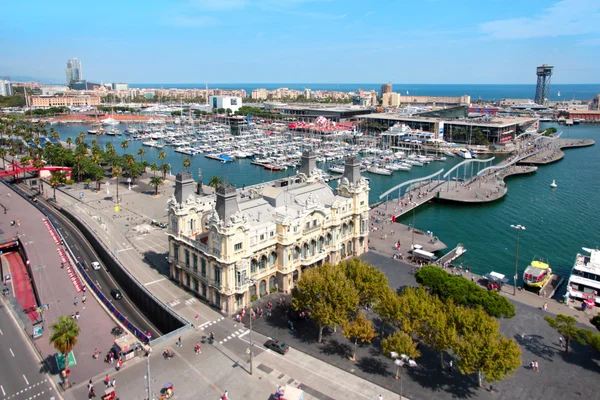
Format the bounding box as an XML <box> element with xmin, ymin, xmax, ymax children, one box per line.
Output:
<box><xmin>326</xmin><ymin>233</ymin><xmax>332</xmax><ymax>245</ymax></box>
<box><xmin>347</xmin><ymin>241</ymin><xmax>353</xmax><ymax>254</ymax></box>
<box><xmin>250</xmin><ymin>259</ymin><xmax>257</xmax><ymax>273</ymax></box>
<box><xmin>349</xmin><ymin>221</ymin><xmax>354</xmax><ymax>233</ymax></box>
<box><xmin>269</xmin><ymin>276</ymin><xmax>276</xmax><ymax>290</ymax></box>
<box><xmin>310</xmin><ymin>240</ymin><xmax>316</xmax><ymax>256</ymax></box>
<box><xmin>342</xmin><ymin>223</ymin><xmax>348</xmax><ymax>236</ymax></box>
<box><xmin>259</xmin><ymin>255</ymin><xmax>267</xmax><ymax>270</ymax></box>
<box><xmin>269</xmin><ymin>251</ymin><xmax>277</xmax><ymax>266</ymax></box>
<box><xmin>293</xmin><ymin>246</ymin><xmax>300</xmax><ymax>260</ymax></box>
<box><xmin>249</xmin><ymin>285</ymin><xmax>257</xmax><ymax>298</ymax></box>
<box><xmin>302</xmin><ymin>243</ymin><xmax>308</xmax><ymax>258</ymax></box>
<box><xmin>341</xmin><ymin>244</ymin><xmax>346</xmax><ymax>258</ymax></box>
<box><xmin>259</xmin><ymin>280</ymin><xmax>267</xmax><ymax>296</ymax></box>
<box><xmin>318</xmin><ymin>236</ymin><xmax>324</xmax><ymax>252</ymax></box>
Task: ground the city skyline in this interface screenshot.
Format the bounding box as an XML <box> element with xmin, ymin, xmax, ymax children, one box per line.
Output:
<box><xmin>1</xmin><ymin>0</ymin><xmax>599</xmax><ymax>84</ymax></box>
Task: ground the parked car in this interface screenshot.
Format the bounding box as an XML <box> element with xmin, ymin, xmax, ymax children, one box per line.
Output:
<box><xmin>264</xmin><ymin>339</ymin><xmax>289</xmax><ymax>355</ymax></box>
<box><xmin>110</xmin><ymin>289</ymin><xmax>123</xmax><ymax>300</ymax></box>
<box><xmin>91</xmin><ymin>261</ymin><xmax>101</xmax><ymax>270</ymax></box>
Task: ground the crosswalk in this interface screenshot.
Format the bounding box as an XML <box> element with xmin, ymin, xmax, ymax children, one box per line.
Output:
<box><xmin>185</xmin><ymin>297</ymin><xmax>198</xmax><ymax>306</ymax></box>
<box><xmin>218</xmin><ymin>328</ymin><xmax>248</xmax><ymax>344</ymax></box>
<box><xmin>168</xmin><ymin>297</ymin><xmax>198</xmax><ymax>307</ymax></box>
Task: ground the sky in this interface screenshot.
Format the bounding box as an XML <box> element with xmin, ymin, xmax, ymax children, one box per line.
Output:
<box><xmin>1</xmin><ymin>0</ymin><xmax>599</xmax><ymax>84</ymax></box>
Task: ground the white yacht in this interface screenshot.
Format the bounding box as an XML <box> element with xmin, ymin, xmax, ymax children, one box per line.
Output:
<box><xmin>329</xmin><ymin>165</ymin><xmax>345</xmax><ymax>174</ymax></box>
<box><xmin>443</xmin><ymin>151</ymin><xmax>456</xmax><ymax>157</ymax></box>
<box><xmin>567</xmin><ymin>248</ymin><xmax>600</xmax><ymax>305</ymax></box>
<box><xmin>457</xmin><ymin>148</ymin><xmax>472</xmax><ymax>159</ymax></box>
<box><xmin>102</xmin><ymin>117</ymin><xmax>120</xmax><ymax>126</ymax></box>
<box><xmin>367</xmin><ymin>166</ymin><xmax>392</xmax><ymax>176</ymax></box>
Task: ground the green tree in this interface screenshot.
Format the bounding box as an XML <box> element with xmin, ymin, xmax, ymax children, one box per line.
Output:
<box><xmin>160</xmin><ymin>162</ymin><xmax>170</xmax><ymax>180</ymax></box>
<box><xmin>544</xmin><ymin>314</ymin><xmax>587</xmax><ymax>355</ymax></box>
<box><xmin>0</xmin><ymin>147</ymin><xmax>6</xmax><ymax>170</ymax></box>
<box><xmin>381</xmin><ymin>331</ymin><xmax>421</xmax><ymax>361</ymax></box>
<box><xmin>137</xmin><ymin>147</ymin><xmax>146</xmax><ymax>164</ymax></box>
<box><xmin>292</xmin><ymin>263</ymin><xmax>359</xmax><ymax>343</ymax></box>
<box><xmin>49</xmin><ymin>315</ymin><xmax>80</xmax><ymax>374</ymax></box>
<box><xmin>454</xmin><ymin>306</ymin><xmax>521</xmax><ymax>388</ymax></box>
<box><xmin>112</xmin><ymin>164</ymin><xmax>122</xmax><ymax>204</ymax></box>
<box><xmin>208</xmin><ymin>175</ymin><xmax>223</xmax><ymax>189</ymax></box>
<box><xmin>157</xmin><ymin>150</ymin><xmax>167</xmax><ymax>166</ymax></box>
<box><xmin>343</xmin><ymin>258</ymin><xmax>388</xmax><ymax>307</ymax></box>
<box><xmin>120</xmin><ymin>139</ymin><xmax>129</xmax><ymax>155</ymax></box>
<box><xmin>183</xmin><ymin>157</ymin><xmax>191</xmax><ymax>170</ymax></box>
<box><xmin>373</xmin><ymin>287</ymin><xmax>402</xmax><ymax>339</ymax></box>
<box><xmin>398</xmin><ymin>286</ymin><xmax>457</xmax><ymax>368</ymax></box>
<box><xmin>149</xmin><ymin>176</ymin><xmax>164</xmax><ymax>196</ymax></box>
<box><xmin>342</xmin><ymin>313</ymin><xmax>376</xmax><ymax>360</ymax></box>
<box><xmin>415</xmin><ymin>266</ymin><xmax>515</xmax><ymax>319</ymax></box>
<box><xmin>49</xmin><ymin>172</ymin><xmax>67</xmax><ymax>199</ymax></box>
<box><xmin>66</xmin><ymin>137</ymin><xmax>72</xmax><ymax>149</ymax></box>
<box><xmin>150</xmin><ymin>162</ymin><xmax>158</xmax><ymax>177</ymax></box>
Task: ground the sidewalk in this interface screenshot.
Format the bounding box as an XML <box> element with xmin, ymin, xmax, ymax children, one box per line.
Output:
<box><xmin>0</xmin><ymin>181</ymin><xmax>123</xmax><ymax>388</ymax></box>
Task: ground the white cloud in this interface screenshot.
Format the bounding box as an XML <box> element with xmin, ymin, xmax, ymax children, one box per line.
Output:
<box><xmin>480</xmin><ymin>0</ymin><xmax>600</xmax><ymax>39</ymax></box>
<box><xmin>365</xmin><ymin>11</ymin><xmax>375</xmax><ymax>16</ymax></box>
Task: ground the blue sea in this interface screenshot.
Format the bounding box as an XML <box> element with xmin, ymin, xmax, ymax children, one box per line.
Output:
<box><xmin>129</xmin><ymin>83</ymin><xmax>600</xmax><ymax>101</ymax></box>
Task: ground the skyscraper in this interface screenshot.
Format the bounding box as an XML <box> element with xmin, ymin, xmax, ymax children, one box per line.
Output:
<box><xmin>380</xmin><ymin>81</ymin><xmax>392</xmax><ymax>97</ymax></box>
<box><xmin>65</xmin><ymin>58</ymin><xmax>82</xmax><ymax>86</ymax></box>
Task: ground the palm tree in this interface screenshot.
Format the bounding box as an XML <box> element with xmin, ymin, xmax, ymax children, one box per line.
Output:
<box><xmin>149</xmin><ymin>176</ymin><xmax>164</xmax><ymax>196</ymax></box>
<box><xmin>112</xmin><ymin>164</ymin><xmax>123</xmax><ymax>204</ymax></box>
<box><xmin>49</xmin><ymin>171</ymin><xmax>67</xmax><ymax>200</ymax></box>
<box><xmin>0</xmin><ymin>148</ymin><xmax>5</xmax><ymax>170</ymax></box>
<box><xmin>120</xmin><ymin>140</ymin><xmax>129</xmax><ymax>155</ymax></box>
<box><xmin>208</xmin><ymin>175</ymin><xmax>223</xmax><ymax>189</ymax></box>
<box><xmin>49</xmin><ymin>315</ymin><xmax>80</xmax><ymax>383</ymax></box>
<box><xmin>157</xmin><ymin>150</ymin><xmax>167</xmax><ymax>167</ymax></box>
<box><xmin>66</xmin><ymin>137</ymin><xmax>72</xmax><ymax>148</ymax></box>
<box><xmin>137</xmin><ymin>147</ymin><xmax>146</xmax><ymax>164</ymax></box>
<box><xmin>150</xmin><ymin>162</ymin><xmax>158</xmax><ymax>177</ymax></box>
<box><xmin>183</xmin><ymin>157</ymin><xmax>191</xmax><ymax>170</ymax></box>
<box><xmin>161</xmin><ymin>163</ymin><xmax>170</xmax><ymax>180</ymax></box>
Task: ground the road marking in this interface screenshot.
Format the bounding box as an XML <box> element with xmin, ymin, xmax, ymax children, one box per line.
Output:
<box><xmin>23</xmin><ymin>374</ymin><xmax>29</xmax><ymax>385</ymax></box>
<box><xmin>0</xmin><ymin>328</ymin><xmax>3</xmax><ymax>335</ymax></box>
<box><xmin>238</xmin><ymin>330</ymin><xmax>250</xmax><ymax>338</ymax></box>
<box><xmin>10</xmin><ymin>348</ymin><xmax>15</xmax><ymax>357</ymax></box>
<box><xmin>1</xmin><ymin>384</ymin><xmax>5</xmax><ymax>396</ymax></box>
<box><xmin>144</xmin><ymin>278</ymin><xmax>166</xmax><ymax>286</ymax></box>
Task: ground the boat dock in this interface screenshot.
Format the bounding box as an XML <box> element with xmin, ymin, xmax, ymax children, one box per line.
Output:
<box><xmin>437</xmin><ymin>244</ymin><xmax>467</xmax><ymax>266</ymax></box>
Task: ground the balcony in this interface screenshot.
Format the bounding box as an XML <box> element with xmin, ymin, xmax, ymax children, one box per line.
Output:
<box><xmin>234</xmin><ymin>282</ymin><xmax>249</xmax><ymax>293</ymax></box>
<box><xmin>303</xmin><ymin>224</ymin><xmax>322</xmax><ymax>235</ymax></box>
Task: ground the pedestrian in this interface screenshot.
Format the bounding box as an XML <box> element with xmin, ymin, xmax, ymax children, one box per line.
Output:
<box><xmin>82</xmin><ymin>295</ymin><xmax>86</xmax><ymax>304</ymax></box>
<box><xmin>223</xmin><ymin>390</ymin><xmax>228</xmax><ymax>400</ymax></box>
<box><xmin>195</xmin><ymin>342</ymin><xmax>201</xmax><ymax>354</ymax></box>
<box><xmin>449</xmin><ymin>360</ymin><xmax>453</xmax><ymax>371</ymax></box>
<box><xmin>111</xmin><ymin>379</ymin><xmax>116</xmax><ymax>388</ymax></box>
<box><xmin>177</xmin><ymin>336</ymin><xmax>182</xmax><ymax>347</ymax></box>
<box><xmin>543</xmin><ymin>302</ymin><xmax>548</xmax><ymax>311</ymax></box>
<box><xmin>74</xmin><ymin>296</ymin><xmax>78</xmax><ymax>306</ymax></box>
<box><xmin>104</xmin><ymin>375</ymin><xmax>110</xmax><ymax>387</ymax></box>
<box><xmin>116</xmin><ymin>358</ymin><xmax>123</xmax><ymax>371</ymax></box>
<box><xmin>109</xmin><ymin>352</ymin><xmax>114</xmax><ymax>363</ymax></box>
<box><xmin>16</xmin><ymin>219</ymin><xmax>20</xmax><ymax>227</ymax></box>
<box><xmin>89</xmin><ymin>386</ymin><xmax>96</xmax><ymax>399</ymax></box>
<box><xmin>88</xmin><ymin>379</ymin><xmax>94</xmax><ymax>392</ymax></box>
<box><xmin>559</xmin><ymin>337</ymin><xmax>564</xmax><ymax>348</ymax></box>
<box><xmin>378</xmin><ymin>395</ymin><xmax>384</xmax><ymax>400</ymax></box>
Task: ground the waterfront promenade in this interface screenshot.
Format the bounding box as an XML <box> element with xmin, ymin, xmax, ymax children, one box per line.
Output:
<box><xmin>519</xmin><ymin>138</ymin><xmax>595</xmax><ymax>165</ymax></box>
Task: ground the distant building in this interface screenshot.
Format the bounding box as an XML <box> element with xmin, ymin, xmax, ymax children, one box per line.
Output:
<box><xmin>65</xmin><ymin>58</ymin><xmax>82</xmax><ymax>86</ymax></box>
<box><xmin>380</xmin><ymin>81</ymin><xmax>392</xmax><ymax>97</ymax></box>
<box><xmin>382</xmin><ymin>92</ymin><xmax>401</xmax><ymax>107</ymax></box>
<box><xmin>590</xmin><ymin>94</ymin><xmax>600</xmax><ymax>111</ymax></box>
<box><xmin>209</xmin><ymin>95</ymin><xmax>242</xmax><ymax>112</ymax></box>
<box><xmin>304</xmin><ymin>88</ymin><xmax>311</xmax><ymax>100</ymax></box>
<box><xmin>29</xmin><ymin>94</ymin><xmax>101</xmax><ymax>108</ymax></box>
<box><xmin>251</xmin><ymin>88</ymin><xmax>268</xmax><ymax>100</ymax></box>
<box><xmin>0</xmin><ymin>80</ymin><xmax>13</xmax><ymax>96</ymax></box>
<box><xmin>40</xmin><ymin>85</ymin><xmax>69</xmax><ymax>96</ymax></box>
<box><xmin>167</xmin><ymin>152</ymin><xmax>370</xmax><ymax>314</ymax></box>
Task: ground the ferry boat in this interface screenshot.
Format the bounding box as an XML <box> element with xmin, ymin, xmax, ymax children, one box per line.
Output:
<box><xmin>523</xmin><ymin>259</ymin><xmax>552</xmax><ymax>288</ymax></box>
<box><xmin>567</xmin><ymin>248</ymin><xmax>600</xmax><ymax>305</ymax></box>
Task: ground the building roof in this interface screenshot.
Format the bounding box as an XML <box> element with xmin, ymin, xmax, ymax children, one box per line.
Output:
<box><xmin>356</xmin><ymin>113</ymin><xmax>537</xmax><ymax>127</ymax></box>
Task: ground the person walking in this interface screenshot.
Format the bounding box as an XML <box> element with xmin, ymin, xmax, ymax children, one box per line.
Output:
<box><xmin>87</xmin><ymin>379</ymin><xmax>94</xmax><ymax>392</ymax></box>
<box><xmin>195</xmin><ymin>342</ymin><xmax>201</xmax><ymax>354</ymax></box>
<box><xmin>82</xmin><ymin>295</ymin><xmax>86</xmax><ymax>304</ymax></box>
<box><xmin>104</xmin><ymin>375</ymin><xmax>110</xmax><ymax>387</ymax></box>
<box><xmin>111</xmin><ymin>379</ymin><xmax>116</xmax><ymax>388</ymax></box>
<box><xmin>93</xmin><ymin>348</ymin><xmax>99</xmax><ymax>359</ymax></box>
<box><xmin>74</xmin><ymin>296</ymin><xmax>78</xmax><ymax>306</ymax></box>
<box><xmin>177</xmin><ymin>337</ymin><xmax>182</xmax><ymax>347</ymax></box>
<box><xmin>559</xmin><ymin>337</ymin><xmax>564</xmax><ymax>348</ymax></box>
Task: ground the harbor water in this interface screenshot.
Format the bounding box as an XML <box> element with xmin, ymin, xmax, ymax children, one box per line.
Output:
<box><xmin>53</xmin><ymin>122</ymin><xmax>599</xmax><ymax>281</ymax></box>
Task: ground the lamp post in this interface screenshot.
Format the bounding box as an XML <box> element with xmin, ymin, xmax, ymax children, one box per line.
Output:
<box><xmin>391</xmin><ymin>352</ymin><xmax>417</xmax><ymax>400</ymax></box>
<box><xmin>510</xmin><ymin>224</ymin><xmax>526</xmax><ymax>296</ymax></box>
<box><xmin>33</xmin><ymin>264</ymin><xmax>46</xmax><ymax>326</ymax></box>
<box><xmin>245</xmin><ymin>277</ymin><xmax>257</xmax><ymax>375</ymax></box>
<box><xmin>410</xmin><ymin>202</ymin><xmax>417</xmax><ymax>258</ymax></box>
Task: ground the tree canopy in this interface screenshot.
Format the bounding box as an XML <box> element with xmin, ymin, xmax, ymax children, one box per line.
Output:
<box><xmin>415</xmin><ymin>266</ymin><xmax>515</xmax><ymax>318</ymax></box>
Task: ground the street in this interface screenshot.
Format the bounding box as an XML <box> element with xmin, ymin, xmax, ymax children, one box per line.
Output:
<box><xmin>0</xmin><ymin>301</ymin><xmax>57</xmax><ymax>400</ymax></box>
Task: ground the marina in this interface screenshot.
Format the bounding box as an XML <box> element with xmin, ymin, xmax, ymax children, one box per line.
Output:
<box><xmin>45</xmin><ymin>120</ymin><xmax>598</xmax><ymax>285</ymax></box>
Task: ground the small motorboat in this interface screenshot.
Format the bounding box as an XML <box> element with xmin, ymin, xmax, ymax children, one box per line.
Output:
<box><xmin>550</xmin><ymin>180</ymin><xmax>557</xmax><ymax>188</ymax></box>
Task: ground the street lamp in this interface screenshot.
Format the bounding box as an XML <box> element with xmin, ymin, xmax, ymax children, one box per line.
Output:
<box><xmin>33</xmin><ymin>264</ymin><xmax>46</xmax><ymax>326</ymax></box>
<box><xmin>391</xmin><ymin>352</ymin><xmax>417</xmax><ymax>399</ymax></box>
<box><xmin>410</xmin><ymin>202</ymin><xmax>417</xmax><ymax>257</ymax></box>
<box><xmin>510</xmin><ymin>224</ymin><xmax>526</xmax><ymax>296</ymax></box>
<box><xmin>245</xmin><ymin>277</ymin><xmax>258</xmax><ymax>375</ymax></box>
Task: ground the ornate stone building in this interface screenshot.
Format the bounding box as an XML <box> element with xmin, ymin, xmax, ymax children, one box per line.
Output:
<box><xmin>167</xmin><ymin>152</ymin><xmax>370</xmax><ymax>314</ymax></box>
